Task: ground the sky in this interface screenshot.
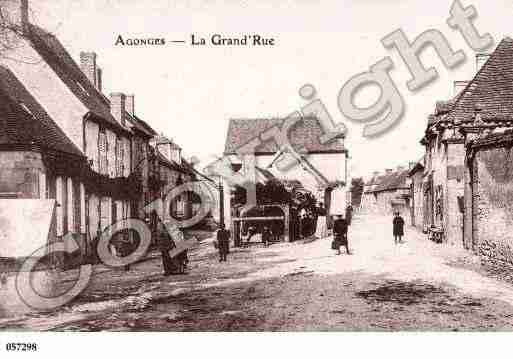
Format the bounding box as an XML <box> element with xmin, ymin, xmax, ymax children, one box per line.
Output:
<box><xmin>30</xmin><ymin>0</ymin><xmax>513</xmax><ymax>179</ymax></box>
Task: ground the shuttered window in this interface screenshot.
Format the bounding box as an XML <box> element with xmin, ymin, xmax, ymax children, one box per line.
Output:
<box><xmin>99</xmin><ymin>129</ymin><xmax>108</xmax><ymax>175</ymax></box>
<box><xmin>73</xmin><ymin>180</ymin><xmax>81</xmax><ymax>233</ymax></box>
<box><xmin>115</xmin><ymin>137</ymin><xmax>125</xmax><ymax>177</ymax></box>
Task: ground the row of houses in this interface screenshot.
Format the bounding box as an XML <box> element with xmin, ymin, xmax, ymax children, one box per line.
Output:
<box><xmin>359</xmin><ymin>38</ymin><xmax>513</xmax><ymax>263</ymax></box>
<box><xmin>0</xmin><ymin>1</ymin><xmax>204</xmax><ymax>262</ymax></box>
<box><xmin>367</xmin><ymin>37</ymin><xmax>513</xmax><ymax>270</ymax></box>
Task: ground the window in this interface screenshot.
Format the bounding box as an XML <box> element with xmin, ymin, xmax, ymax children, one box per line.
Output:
<box><xmin>115</xmin><ymin>137</ymin><xmax>124</xmax><ymax>177</ymax></box>
<box><xmin>47</xmin><ymin>174</ymin><xmax>56</xmax><ymax>199</ymax></box>
<box><xmin>62</xmin><ymin>178</ymin><xmax>68</xmax><ymax>234</ymax></box>
<box><xmin>112</xmin><ymin>200</ymin><xmax>117</xmax><ymax>225</ymax></box>
<box><xmin>73</xmin><ymin>180</ymin><xmax>81</xmax><ymax>233</ymax></box>
<box><xmin>98</xmin><ymin>129</ymin><xmax>108</xmax><ymax>175</ymax></box>
<box><xmin>100</xmin><ymin>197</ymin><xmax>110</xmax><ymax>230</ymax></box>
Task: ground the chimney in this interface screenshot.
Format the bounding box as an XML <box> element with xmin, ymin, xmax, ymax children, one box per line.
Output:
<box><xmin>473</xmin><ymin>102</ymin><xmax>484</xmax><ymax>124</ymax></box>
<box><xmin>126</xmin><ymin>94</ymin><xmax>135</xmax><ymax>116</ymax></box>
<box><xmin>453</xmin><ymin>81</ymin><xmax>468</xmax><ymax>96</ymax></box>
<box><xmin>476</xmin><ymin>53</ymin><xmax>490</xmax><ymax>73</ymax></box>
<box><xmin>408</xmin><ymin>161</ymin><xmax>416</xmax><ymax>170</ymax></box>
<box><xmin>96</xmin><ymin>68</ymin><xmax>103</xmax><ymax>93</ymax></box>
<box><xmin>110</xmin><ymin>93</ymin><xmax>126</xmax><ymax>126</ymax></box>
<box><xmin>80</xmin><ymin>52</ymin><xmax>97</xmax><ymax>88</ymax></box>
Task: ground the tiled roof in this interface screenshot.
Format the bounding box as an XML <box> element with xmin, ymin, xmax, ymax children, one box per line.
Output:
<box><xmin>157</xmin><ymin>151</ymin><xmax>194</xmax><ymax>176</ymax></box>
<box><xmin>472</xmin><ymin>129</ymin><xmax>513</xmax><ymax>148</ymax></box>
<box><xmin>0</xmin><ymin>66</ymin><xmax>83</xmax><ymax>157</ymax></box>
<box><xmin>369</xmin><ymin>169</ymin><xmax>410</xmax><ymax>193</ymax></box>
<box><xmin>408</xmin><ymin>157</ymin><xmax>425</xmax><ymax>176</ymax></box>
<box><xmin>224</xmin><ymin>117</ymin><xmax>345</xmax><ymax>155</ymax></box>
<box><xmin>446</xmin><ymin>38</ymin><xmax>513</xmax><ymax>124</ymax></box>
<box><xmin>26</xmin><ymin>24</ymin><xmax>130</xmax><ymax>134</ymax></box>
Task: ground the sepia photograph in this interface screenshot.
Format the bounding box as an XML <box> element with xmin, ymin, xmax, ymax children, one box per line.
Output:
<box><xmin>0</xmin><ymin>0</ymin><xmax>513</xmax><ymax>356</ymax></box>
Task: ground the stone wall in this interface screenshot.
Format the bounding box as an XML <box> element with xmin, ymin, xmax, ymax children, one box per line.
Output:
<box><xmin>410</xmin><ymin>170</ymin><xmax>424</xmax><ymax>230</ymax></box>
<box><xmin>473</xmin><ymin>146</ymin><xmax>513</xmax><ymax>272</ymax></box>
<box><xmin>423</xmin><ymin>136</ymin><xmax>465</xmax><ymax>244</ymax></box>
<box><xmin>446</xmin><ymin>143</ymin><xmax>465</xmax><ymax>245</ymax></box>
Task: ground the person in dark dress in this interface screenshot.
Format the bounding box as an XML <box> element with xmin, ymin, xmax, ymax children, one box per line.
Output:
<box><xmin>345</xmin><ymin>205</ymin><xmax>353</xmax><ymax>226</ymax></box>
<box><xmin>262</xmin><ymin>226</ymin><xmax>271</xmax><ymax>247</ymax></box>
<box><xmin>217</xmin><ymin>224</ymin><xmax>230</xmax><ymax>262</ymax></box>
<box><xmin>393</xmin><ymin>211</ymin><xmax>405</xmax><ymax>244</ymax></box>
<box><xmin>158</xmin><ymin>230</ymin><xmax>174</xmax><ymax>276</ymax></box>
<box><xmin>333</xmin><ymin>215</ymin><xmax>350</xmax><ymax>255</ymax></box>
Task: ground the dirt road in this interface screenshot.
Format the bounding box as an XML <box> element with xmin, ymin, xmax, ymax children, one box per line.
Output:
<box><xmin>2</xmin><ymin>215</ymin><xmax>513</xmax><ymax>331</ymax></box>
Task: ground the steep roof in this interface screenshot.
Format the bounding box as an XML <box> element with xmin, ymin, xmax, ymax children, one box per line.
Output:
<box><xmin>26</xmin><ymin>24</ymin><xmax>130</xmax><ymax>135</ymax></box>
<box><xmin>0</xmin><ymin>66</ymin><xmax>83</xmax><ymax>157</ymax></box>
<box><xmin>157</xmin><ymin>151</ymin><xmax>194</xmax><ymax>177</ymax></box>
<box><xmin>224</xmin><ymin>117</ymin><xmax>345</xmax><ymax>155</ymax></box>
<box><xmin>446</xmin><ymin>38</ymin><xmax>513</xmax><ymax>124</ymax></box>
<box><xmin>155</xmin><ymin>134</ymin><xmax>181</xmax><ymax>149</ymax></box>
<box><xmin>408</xmin><ymin>158</ymin><xmax>425</xmax><ymax>176</ymax></box>
<box><xmin>130</xmin><ymin>115</ymin><xmax>158</xmax><ymax>138</ymax></box>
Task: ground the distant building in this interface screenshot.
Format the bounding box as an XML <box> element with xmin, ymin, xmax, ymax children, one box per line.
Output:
<box><xmin>221</xmin><ymin>117</ymin><xmax>349</xmax><ymax>228</ymax></box>
<box><xmin>360</xmin><ymin>166</ymin><xmax>411</xmax><ymax>219</ymax></box>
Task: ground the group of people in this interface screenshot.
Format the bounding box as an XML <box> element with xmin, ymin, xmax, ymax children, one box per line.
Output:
<box><xmin>118</xmin><ymin>208</ymin><xmax>405</xmax><ymax>276</ymax></box>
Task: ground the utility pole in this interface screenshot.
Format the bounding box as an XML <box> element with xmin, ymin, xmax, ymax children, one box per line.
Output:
<box><xmin>219</xmin><ymin>176</ymin><xmax>224</xmax><ymax>228</ymax></box>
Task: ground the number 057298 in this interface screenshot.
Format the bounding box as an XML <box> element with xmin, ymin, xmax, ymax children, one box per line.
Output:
<box><xmin>5</xmin><ymin>343</ymin><xmax>38</xmax><ymax>351</ymax></box>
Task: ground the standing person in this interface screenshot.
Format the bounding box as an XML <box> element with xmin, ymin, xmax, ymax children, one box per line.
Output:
<box><xmin>176</xmin><ymin>250</ymin><xmax>188</xmax><ymax>274</ymax></box>
<box><xmin>333</xmin><ymin>215</ymin><xmax>350</xmax><ymax>255</ymax></box>
<box><xmin>120</xmin><ymin>233</ymin><xmax>133</xmax><ymax>272</ymax></box>
<box><xmin>262</xmin><ymin>226</ymin><xmax>271</xmax><ymax>247</ymax></box>
<box><xmin>217</xmin><ymin>224</ymin><xmax>230</xmax><ymax>262</ymax></box>
<box><xmin>345</xmin><ymin>205</ymin><xmax>353</xmax><ymax>226</ymax></box>
<box><xmin>158</xmin><ymin>229</ymin><xmax>174</xmax><ymax>276</ymax></box>
<box><xmin>393</xmin><ymin>211</ymin><xmax>405</xmax><ymax>244</ymax></box>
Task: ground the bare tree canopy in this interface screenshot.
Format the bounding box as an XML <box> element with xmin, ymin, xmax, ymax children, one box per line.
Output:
<box><xmin>0</xmin><ymin>1</ymin><xmax>23</xmax><ymax>54</ymax></box>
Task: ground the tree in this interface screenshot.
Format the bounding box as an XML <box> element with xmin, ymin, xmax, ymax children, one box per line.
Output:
<box><xmin>0</xmin><ymin>1</ymin><xmax>25</xmax><ymax>58</ymax></box>
<box><xmin>351</xmin><ymin>177</ymin><xmax>365</xmax><ymax>208</ymax></box>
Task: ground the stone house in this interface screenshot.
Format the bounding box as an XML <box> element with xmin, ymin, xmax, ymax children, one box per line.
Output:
<box><xmin>360</xmin><ymin>166</ymin><xmax>411</xmax><ymax>218</ymax></box>
<box><xmin>420</xmin><ymin>99</ymin><xmax>466</xmax><ymax>245</ymax></box>
<box><xmin>419</xmin><ymin>38</ymin><xmax>513</xmax><ymax>246</ymax></box>
<box><xmin>455</xmin><ymin>38</ymin><xmax>513</xmax><ymax>262</ymax></box>
<box><xmin>461</xmin><ymin>129</ymin><xmax>513</xmax><ymax>271</ymax></box>
<box><xmin>408</xmin><ymin>158</ymin><xmax>425</xmax><ymax>230</ymax></box>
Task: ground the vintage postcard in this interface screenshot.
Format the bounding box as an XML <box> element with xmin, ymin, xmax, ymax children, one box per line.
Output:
<box><xmin>0</xmin><ymin>0</ymin><xmax>512</xmax><ymax>355</ymax></box>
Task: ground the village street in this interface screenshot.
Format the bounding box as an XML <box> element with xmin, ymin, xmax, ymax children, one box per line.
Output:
<box><xmin>2</xmin><ymin>214</ymin><xmax>513</xmax><ymax>331</ymax></box>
